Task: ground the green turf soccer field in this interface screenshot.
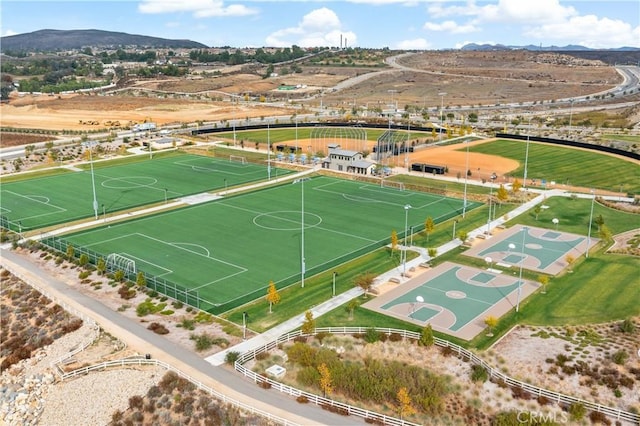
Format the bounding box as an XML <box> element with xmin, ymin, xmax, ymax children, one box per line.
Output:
<box><xmin>57</xmin><ymin>176</ymin><xmax>482</xmax><ymax>313</ymax></box>
<box><xmin>0</xmin><ymin>152</ymin><xmax>292</xmax><ymax>231</ymax></box>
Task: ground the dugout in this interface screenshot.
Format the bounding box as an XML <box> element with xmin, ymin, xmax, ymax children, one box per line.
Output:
<box><xmin>411</xmin><ymin>163</ymin><xmax>446</xmax><ymax>174</ymax></box>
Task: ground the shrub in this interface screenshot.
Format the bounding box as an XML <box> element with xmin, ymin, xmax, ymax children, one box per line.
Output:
<box><xmin>611</xmin><ymin>350</ymin><xmax>628</xmax><ymax>365</ymax></box>
<box><xmin>190</xmin><ymin>333</ymin><xmax>214</xmax><ymax>351</ymax></box>
<box><xmin>147</xmin><ymin>322</ymin><xmax>169</xmax><ymax>335</ymax></box>
<box><xmin>470</xmin><ymin>365</ymin><xmax>488</xmax><ymax>382</ymax></box>
<box><xmin>588</xmin><ymin>410</ymin><xmax>611</xmax><ymax>425</ymax></box>
<box><xmin>388</xmin><ymin>333</ymin><xmax>403</xmax><ymax>342</ymax></box>
<box><xmin>569</xmin><ymin>402</ymin><xmax>586</xmax><ymax>421</ymax></box>
<box><xmin>419</xmin><ymin>324</ymin><xmax>435</xmax><ymax>347</ymax></box>
<box><xmin>225</xmin><ymin>351</ymin><xmax>240</xmax><ymax>365</ymax></box>
<box><xmin>364</xmin><ymin>327</ymin><xmax>380</xmax><ymax>343</ymax></box>
<box><xmin>129</xmin><ymin>395</ymin><xmax>144</xmax><ymax>410</ymax></box>
<box><xmin>78</xmin><ymin>270</ymin><xmax>90</xmax><ymax>280</ymax></box>
<box><xmin>296</xmin><ymin>395</ymin><xmax>309</xmax><ymax>403</ymax></box>
<box><xmin>619</xmin><ymin>318</ymin><xmax>636</xmax><ymax>333</ymax></box>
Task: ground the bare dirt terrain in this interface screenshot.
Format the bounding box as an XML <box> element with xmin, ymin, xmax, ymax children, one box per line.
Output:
<box><xmin>0</xmin><ymin>93</ymin><xmax>294</xmax><ymax>131</ymax></box>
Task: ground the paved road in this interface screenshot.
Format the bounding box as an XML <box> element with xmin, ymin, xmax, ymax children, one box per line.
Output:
<box><xmin>0</xmin><ymin>248</ymin><xmax>362</xmax><ymax>426</ymax></box>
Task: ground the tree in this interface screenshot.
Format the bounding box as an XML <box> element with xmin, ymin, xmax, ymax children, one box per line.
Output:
<box><xmin>457</xmin><ymin>230</ymin><xmax>469</xmax><ymax>243</ymax></box>
<box><xmin>346</xmin><ymin>299</ymin><xmax>359</xmax><ymax>320</ymax></box>
<box><xmin>418</xmin><ymin>324</ymin><xmax>434</xmax><ymax>346</ymax></box>
<box><xmin>484</xmin><ymin>316</ymin><xmax>498</xmax><ymax>336</ymax></box>
<box><xmin>96</xmin><ymin>257</ymin><xmax>106</xmax><ymax>275</ymax></box>
<box><xmin>538</xmin><ymin>274</ymin><xmax>549</xmax><ymax>294</ymax></box>
<box><xmin>594</xmin><ymin>214</ymin><xmax>605</xmax><ymax>230</ymax></box>
<box><xmin>424</xmin><ymin>217</ymin><xmax>434</xmax><ymax>242</ymax></box>
<box><xmin>396</xmin><ymin>387</ymin><xmax>416</xmax><ymax>420</ymax></box>
<box><xmin>390</xmin><ymin>229</ymin><xmax>398</xmax><ymax>256</ymax></box>
<box><xmin>114</xmin><ymin>269</ymin><xmax>125</xmax><ymax>282</ymax></box>
<box><xmin>265</xmin><ymin>280</ymin><xmax>281</xmax><ymax>313</ymax></box>
<box><xmin>66</xmin><ymin>244</ymin><xmax>75</xmax><ymax>261</ymax></box>
<box><xmin>354</xmin><ymin>272</ymin><xmax>375</xmax><ymax>298</ymax></box>
<box><xmin>565</xmin><ymin>254</ymin><xmax>575</xmax><ymax>271</ymax></box>
<box><xmin>598</xmin><ymin>224</ymin><xmax>612</xmax><ymax>240</ymax></box>
<box><xmin>318</xmin><ymin>363</ymin><xmax>333</xmax><ymax>397</ymax></box>
<box><xmin>136</xmin><ymin>271</ymin><xmax>146</xmax><ymax>287</ymax></box>
<box><xmin>533</xmin><ymin>204</ymin><xmax>541</xmax><ymax>220</ymax></box>
<box><xmin>496</xmin><ymin>185</ymin><xmax>509</xmax><ymax>204</ymax></box>
<box><xmin>428</xmin><ymin>248</ymin><xmax>437</xmax><ymax>258</ymax></box>
<box><xmin>301</xmin><ymin>310</ymin><xmax>315</xmax><ymax>334</ymax></box>
<box><xmin>512</xmin><ymin>178</ymin><xmax>522</xmax><ymax>193</ymax></box>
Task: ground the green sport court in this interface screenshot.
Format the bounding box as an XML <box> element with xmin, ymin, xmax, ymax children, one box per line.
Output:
<box><xmin>0</xmin><ymin>152</ymin><xmax>292</xmax><ymax>231</ymax></box>
<box><xmin>54</xmin><ymin>176</ymin><xmax>482</xmax><ymax>314</ymax></box>
<box><xmin>464</xmin><ymin>225</ymin><xmax>597</xmax><ymax>275</ymax></box>
<box><xmin>363</xmin><ymin>261</ymin><xmax>539</xmax><ymax>340</ymax></box>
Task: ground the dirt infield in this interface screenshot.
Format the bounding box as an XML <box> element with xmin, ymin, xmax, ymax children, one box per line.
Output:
<box><xmin>408</xmin><ymin>139</ymin><xmax>519</xmax><ymax>178</ymax></box>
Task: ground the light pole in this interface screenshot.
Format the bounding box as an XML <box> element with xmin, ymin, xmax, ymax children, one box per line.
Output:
<box><xmin>83</xmin><ymin>142</ymin><xmax>99</xmax><ymax>219</ymax></box>
<box><xmin>224</xmin><ymin>179</ymin><xmax>227</xmax><ymax>195</ymax></box>
<box><xmin>486</xmin><ymin>181</ymin><xmax>493</xmax><ymax>236</ymax></box>
<box><xmin>586</xmin><ymin>189</ymin><xmax>595</xmax><ymax>259</ymax></box>
<box><xmin>332</xmin><ymin>271</ymin><xmax>337</xmax><ymax>297</ymax></box>
<box><xmin>403</xmin><ymin>204</ymin><xmax>412</xmax><ymax>277</ymax></box>
<box><xmin>267</xmin><ymin>124</ymin><xmax>271</xmax><ymax>180</ymax></box>
<box><xmin>516</xmin><ymin>226</ymin><xmax>528</xmax><ymax>312</ymax></box>
<box><xmin>164</xmin><ymin>188</ymin><xmax>168</xmax><ymax>204</ymax></box>
<box><xmin>568</xmin><ymin>99</ymin><xmax>574</xmax><ymax>138</ymax></box>
<box><xmin>17</xmin><ymin>221</ymin><xmax>22</xmax><ymax>236</ymax></box>
<box><xmin>242</xmin><ymin>311</ymin><xmax>247</xmax><ymax>340</ymax></box>
<box><xmin>452</xmin><ymin>219</ymin><xmax>458</xmax><ymax>240</ymax></box>
<box><xmin>462</xmin><ymin>141</ymin><xmax>470</xmax><ymax>217</ymax></box>
<box><xmin>301</xmin><ymin>177</ymin><xmax>306</xmax><ymax>288</ymax></box>
<box><xmin>102</xmin><ymin>204</ymin><xmax>106</xmax><ymax>222</ymax></box>
<box><xmin>438</xmin><ymin>92</ymin><xmax>446</xmax><ymax>141</ymax></box>
<box><xmin>523</xmin><ymin>117</ymin><xmax>531</xmax><ymax>189</ymax></box>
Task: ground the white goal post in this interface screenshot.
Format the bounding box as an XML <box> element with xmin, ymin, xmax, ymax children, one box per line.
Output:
<box><xmin>229</xmin><ymin>155</ymin><xmax>247</xmax><ymax>164</ymax></box>
<box><xmin>106</xmin><ymin>253</ymin><xmax>137</xmax><ymax>275</ymax></box>
<box><xmin>381</xmin><ymin>180</ymin><xmax>405</xmax><ymax>191</ymax></box>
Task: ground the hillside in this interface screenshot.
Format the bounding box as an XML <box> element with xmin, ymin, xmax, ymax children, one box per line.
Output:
<box><xmin>0</xmin><ymin>29</ymin><xmax>207</xmax><ymax>52</ymax></box>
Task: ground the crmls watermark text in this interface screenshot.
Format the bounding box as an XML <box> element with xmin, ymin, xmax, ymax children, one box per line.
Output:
<box><xmin>517</xmin><ymin>411</ymin><xmax>569</xmax><ymax>424</ymax></box>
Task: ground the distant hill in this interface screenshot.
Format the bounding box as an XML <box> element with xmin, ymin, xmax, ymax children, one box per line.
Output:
<box><xmin>460</xmin><ymin>43</ymin><xmax>640</xmax><ymax>52</ymax></box>
<box><xmin>0</xmin><ymin>29</ymin><xmax>208</xmax><ymax>52</ymax></box>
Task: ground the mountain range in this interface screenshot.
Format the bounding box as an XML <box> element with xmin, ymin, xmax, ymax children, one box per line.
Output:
<box><xmin>460</xmin><ymin>43</ymin><xmax>639</xmax><ymax>52</ymax></box>
<box><xmin>0</xmin><ymin>29</ymin><xmax>208</xmax><ymax>52</ymax></box>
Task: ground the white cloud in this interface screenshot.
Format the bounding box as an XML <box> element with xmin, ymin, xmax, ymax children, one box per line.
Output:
<box><xmin>266</xmin><ymin>8</ymin><xmax>357</xmax><ymax>47</ymax></box>
<box><xmin>424</xmin><ymin>20</ymin><xmax>477</xmax><ymax>34</ymax></box>
<box><xmin>138</xmin><ymin>0</ymin><xmax>257</xmax><ymax>17</ymax></box>
<box><xmin>526</xmin><ymin>15</ymin><xmax>640</xmax><ymax>48</ymax></box>
<box><xmin>427</xmin><ymin>0</ymin><xmax>576</xmax><ymax>24</ymax></box>
<box><xmin>2</xmin><ymin>30</ymin><xmax>18</xmax><ymax>37</ymax></box>
<box><xmin>395</xmin><ymin>38</ymin><xmax>432</xmax><ymax>50</ymax></box>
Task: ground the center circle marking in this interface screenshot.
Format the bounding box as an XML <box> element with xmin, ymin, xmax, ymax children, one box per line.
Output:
<box><xmin>253</xmin><ymin>211</ymin><xmax>322</xmax><ymax>231</ymax></box>
<box><xmin>445</xmin><ymin>290</ymin><xmax>466</xmax><ymax>299</ymax></box>
<box><xmin>102</xmin><ymin>176</ymin><xmax>158</xmax><ymax>189</ymax></box>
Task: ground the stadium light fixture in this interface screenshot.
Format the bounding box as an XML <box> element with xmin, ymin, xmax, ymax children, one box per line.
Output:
<box><xmin>586</xmin><ymin>189</ymin><xmax>595</xmax><ymax>259</ymax></box>
<box><xmin>438</xmin><ymin>92</ymin><xmax>447</xmax><ymax>142</ymax></box>
<box><xmin>403</xmin><ymin>204</ymin><xmax>412</xmax><ymax>277</ymax></box>
<box><xmin>82</xmin><ymin>141</ymin><xmax>99</xmax><ymax>220</ymax></box>
<box><xmin>462</xmin><ymin>141</ymin><xmax>470</xmax><ymax>218</ymax></box>
<box><xmin>523</xmin><ymin>117</ymin><xmax>531</xmax><ymax>189</ymax></box>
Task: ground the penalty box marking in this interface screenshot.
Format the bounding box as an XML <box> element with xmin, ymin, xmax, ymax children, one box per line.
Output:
<box><xmin>1</xmin><ymin>190</ymin><xmax>68</xmax><ymax>220</ymax></box>
<box><xmin>84</xmin><ymin>232</ymin><xmax>248</xmax><ymax>288</ymax></box>
<box><xmin>173</xmin><ymin>158</ymin><xmax>257</xmax><ymax>177</ymax></box>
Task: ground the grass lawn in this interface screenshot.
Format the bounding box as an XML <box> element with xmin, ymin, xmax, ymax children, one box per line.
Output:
<box><xmin>214</xmin><ymin>128</ymin><xmax>433</xmax><ymax>145</ymax></box>
<box><xmin>465</xmin><ymin>139</ymin><xmax>640</xmax><ymax>194</ymax></box>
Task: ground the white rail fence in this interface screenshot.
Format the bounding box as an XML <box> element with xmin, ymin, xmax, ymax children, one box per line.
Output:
<box><xmin>234</xmin><ymin>327</ymin><xmax>640</xmax><ymax>425</ymax></box>
<box><xmin>59</xmin><ymin>358</ymin><xmax>296</xmax><ymax>426</ymax></box>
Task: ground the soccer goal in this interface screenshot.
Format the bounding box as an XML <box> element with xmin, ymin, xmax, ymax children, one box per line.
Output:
<box><xmin>229</xmin><ymin>155</ymin><xmax>247</xmax><ymax>164</ymax></box>
<box><xmin>106</xmin><ymin>253</ymin><xmax>137</xmax><ymax>275</ymax></box>
<box><xmin>381</xmin><ymin>180</ymin><xmax>405</xmax><ymax>191</ymax></box>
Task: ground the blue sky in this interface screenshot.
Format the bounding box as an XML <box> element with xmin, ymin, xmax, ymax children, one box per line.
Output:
<box><xmin>1</xmin><ymin>0</ymin><xmax>638</xmax><ymax>49</ymax></box>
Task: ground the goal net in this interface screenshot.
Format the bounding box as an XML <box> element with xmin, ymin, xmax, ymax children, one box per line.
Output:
<box><xmin>106</xmin><ymin>253</ymin><xmax>137</xmax><ymax>275</ymax></box>
<box><xmin>381</xmin><ymin>180</ymin><xmax>405</xmax><ymax>191</ymax></box>
<box><xmin>229</xmin><ymin>155</ymin><xmax>247</xmax><ymax>164</ymax></box>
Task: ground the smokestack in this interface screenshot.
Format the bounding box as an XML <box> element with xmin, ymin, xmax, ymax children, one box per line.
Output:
<box><xmin>340</xmin><ymin>34</ymin><xmax>343</xmax><ymax>49</ymax></box>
